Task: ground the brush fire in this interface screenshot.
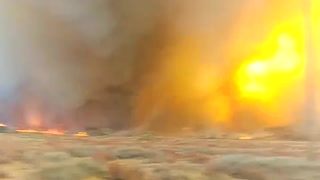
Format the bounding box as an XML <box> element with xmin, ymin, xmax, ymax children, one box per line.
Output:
<box><xmin>0</xmin><ymin>1</ymin><xmax>320</xmax><ymax>179</ymax></box>
<box><xmin>132</xmin><ymin>0</ymin><xmax>319</xmax><ymax>133</ymax></box>
<box><xmin>2</xmin><ymin>23</ymin><xmax>309</xmax><ymax>135</ymax></box>
<box><xmin>0</xmin><ymin>0</ymin><xmax>318</xmax><ymax>134</ymax></box>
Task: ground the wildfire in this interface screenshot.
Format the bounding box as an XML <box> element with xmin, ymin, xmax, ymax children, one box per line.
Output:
<box><xmin>16</xmin><ymin>129</ymin><xmax>64</xmax><ymax>135</ymax></box>
<box><xmin>41</xmin><ymin>129</ymin><xmax>64</xmax><ymax>135</ymax></box>
<box><xmin>3</xmin><ymin>1</ymin><xmax>319</xmax><ymax>133</ymax></box>
<box><xmin>74</xmin><ymin>131</ymin><xmax>88</xmax><ymax>137</ymax></box>
<box><xmin>15</xmin><ymin>129</ymin><xmax>92</xmax><ymax>137</ymax></box>
<box><xmin>16</xmin><ymin>129</ymin><xmax>39</xmax><ymax>133</ymax></box>
<box><xmin>238</xmin><ymin>136</ymin><xmax>253</xmax><ymax>140</ymax></box>
<box><xmin>235</xmin><ymin>33</ymin><xmax>304</xmax><ymax>101</ymax></box>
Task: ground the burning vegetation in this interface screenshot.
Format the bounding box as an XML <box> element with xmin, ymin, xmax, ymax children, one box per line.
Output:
<box><xmin>0</xmin><ymin>1</ymin><xmax>320</xmax><ymax>179</ymax></box>
<box><xmin>0</xmin><ymin>0</ymin><xmax>318</xmax><ymax>135</ymax></box>
<box><xmin>132</xmin><ymin>0</ymin><xmax>319</xmax><ymax>133</ymax></box>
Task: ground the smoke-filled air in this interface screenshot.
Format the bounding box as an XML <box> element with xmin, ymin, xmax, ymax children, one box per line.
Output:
<box><xmin>0</xmin><ymin>0</ymin><xmax>318</xmax><ymax>134</ymax></box>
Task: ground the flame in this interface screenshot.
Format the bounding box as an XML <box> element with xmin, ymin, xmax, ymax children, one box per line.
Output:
<box><xmin>238</xmin><ymin>136</ymin><xmax>253</xmax><ymax>140</ymax></box>
<box><xmin>236</xmin><ymin>33</ymin><xmax>304</xmax><ymax>101</ymax></box>
<box><xmin>133</xmin><ymin>1</ymin><xmax>318</xmax><ymax>131</ymax></box>
<box><xmin>16</xmin><ymin>129</ymin><xmax>64</xmax><ymax>135</ymax></box>
<box><xmin>74</xmin><ymin>132</ymin><xmax>88</xmax><ymax>137</ymax></box>
<box><xmin>41</xmin><ymin>129</ymin><xmax>64</xmax><ymax>135</ymax></box>
<box><xmin>0</xmin><ymin>123</ymin><xmax>7</xmax><ymax>127</ymax></box>
<box><xmin>8</xmin><ymin>1</ymin><xmax>320</xmax><ymax>133</ymax></box>
<box><xmin>231</xmin><ymin>14</ymin><xmax>308</xmax><ymax>128</ymax></box>
<box><xmin>16</xmin><ymin>129</ymin><xmax>39</xmax><ymax>133</ymax></box>
<box><xmin>15</xmin><ymin>129</ymin><xmax>90</xmax><ymax>136</ymax></box>
<box><xmin>16</xmin><ymin>129</ymin><xmax>40</xmax><ymax>133</ymax></box>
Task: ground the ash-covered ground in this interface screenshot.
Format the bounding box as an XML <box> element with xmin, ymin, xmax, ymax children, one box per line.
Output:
<box><xmin>0</xmin><ymin>130</ymin><xmax>320</xmax><ymax>180</ymax></box>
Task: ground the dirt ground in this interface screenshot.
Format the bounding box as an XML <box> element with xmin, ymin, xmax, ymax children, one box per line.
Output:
<box><xmin>0</xmin><ymin>131</ymin><xmax>319</xmax><ymax>180</ymax></box>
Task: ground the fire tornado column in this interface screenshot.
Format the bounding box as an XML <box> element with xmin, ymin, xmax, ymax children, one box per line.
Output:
<box><xmin>303</xmin><ymin>0</ymin><xmax>317</xmax><ymax>160</ymax></box>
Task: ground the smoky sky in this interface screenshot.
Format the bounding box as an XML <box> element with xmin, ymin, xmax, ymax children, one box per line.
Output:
<box><xmin>0</xmin><ymin>0</ymin><xmax>263</xmax><ymax>128</ymax></box>
<box><xmin>0</xmin><ymin>0</ymin><xmax>306</xmax><ymax>130</ymax></box>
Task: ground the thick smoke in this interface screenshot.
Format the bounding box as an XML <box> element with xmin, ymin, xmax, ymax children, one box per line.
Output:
<box><xmin>0</xmin><ymin>0</ymin><xmax>165</xmax><ymax>129</ymax></box>
<box><xmin>0</xmin><ymin>0</ymin><xmax>307</xmax><ymax>132</ymax></box>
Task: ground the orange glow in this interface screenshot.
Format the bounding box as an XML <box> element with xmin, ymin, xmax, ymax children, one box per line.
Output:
<box><xmin>235</xmin><ymin>26</ymin><xmax>304</xmax><ymax>102</ymax></box>
<box><xmin>16</xmin><ymin>129</ymin><xmax>64</xmax><ymax>135</ymax></box>
<box><xmin>202</xmin><ymin>94</ymin><xmax>231</xmax><ymax>124</ymax></box>
<box><xmin>41</xmin><ymin>129</ymin><xmax>64</xmax><ymax>135</ymax></box>
<box><xmin>16</xmin><ymin>129</ymin><xmax>40</xmax><ymax>134</ymax></box>
<box><xmin>74</xmin><ymin>132</ymin><xmax>89</xmax><ymax>137</ymax></box>
<box><xmin>24</xmin><ymin>105</ymin><xmax>43</xmax><ymax>128</ymax></box>
<box><xmin>238</xmin><ymin>136</ymin><xmax>253</xmax><ymax>140</ymax></box>
<box><xmin>0</xmin><ymin>123</ymin><xmax>7</xmax><ymax>127</ymax></box>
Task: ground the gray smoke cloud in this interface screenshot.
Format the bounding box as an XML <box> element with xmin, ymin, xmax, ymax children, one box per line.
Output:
<box><xmin>0</xmin><ymin>0</ymin><xmax>304</xmax><ymax>131</ymax></box>
<box><xmin>0</xmin><ymin>0</ymin><xmax>164</xmax><ymax>128</ymax></box>
<box><xmin>0</xmin><ymin>0</ymin><xmax>256</xmax><ymax>129</ymax></box>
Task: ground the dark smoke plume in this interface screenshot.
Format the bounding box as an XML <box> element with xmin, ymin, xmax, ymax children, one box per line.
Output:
<box><xmin>0</xmin><ymin>0</ymin><xmax>166</xmax><ymax>129</ymax></box>
<box><xmin>0</xmin><ymin>0</ymin><xmax>305</xmax><ymax>132</ymax></box>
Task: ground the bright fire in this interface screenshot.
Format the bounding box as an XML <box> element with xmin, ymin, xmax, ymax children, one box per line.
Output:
<box><xmin>238</xmin><ymin>136</ymin><xmax>253</xmax><ymax>140</ymax></box>
<box><xmin>3</xmin><ymin>1</ymin><xmax>320</xmax><ymax>133</ymax></box>
<box><xmin>74</xmin><ymin>132</ymin><xmax>89</xmax><ymax>137</ymax></box>
<box><xmin>234</xmin><ymin>0</ymin><xmax>320</xmax><ymax>106</ymax></box>
<box><xmin>16</xmin><ymin>129</ymin><xmax>64</xmax><ymax>135</ymax></box>
<box><xmin>16</xmin><ymin>129</ymin><xmax>90</xmax><ymax>137</ymax></box>
<box><xmin>235</xmin><ymin>33</ymin><xmax>304</xmax><ymax>101</ymax></box>
<box><xmin>0</xmin><ymin>123</ymin><xmax>7</xmax><ymax>127</ymax></box>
